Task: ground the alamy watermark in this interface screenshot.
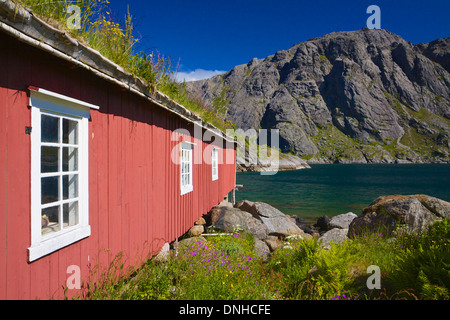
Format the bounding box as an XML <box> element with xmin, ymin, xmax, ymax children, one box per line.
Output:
<box><xmin>66</xmin><ymin>264</ymin><xmax>81</xmax><ymax>290</ymax></box>
<box><xmin>66</xmin><ymin>5</ymin><xmax>81</xmax><ymax>30</ymax></box>
<box><xmin>367</xmin><ymin>5</ymin><xmax>381</xmax><ymax>30</ymax></box>
<box><xmin>367</xmin><ymin>265</ymin><xmax>382</xmax><ymax>290</ymax></box>
<box><xmin>170</xmin><ymin>123</ymin><xmax>281</xmax><ymax>175</ymax></box>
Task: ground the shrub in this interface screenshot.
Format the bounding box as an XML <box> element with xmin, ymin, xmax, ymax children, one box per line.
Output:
<box><xmin>267</xmin><ymin>237</ymin><xmax>320</xmax><ymax>299</ymax></box>
<box><xmin>385</xmin><ymin>220</ymin><xmax>450</xmax><ymax>299</ymax></box>
<box><xmin>79</xmin><ymin>221</ymin><xmax>449</xmax><ymax>300</ymax></box>
<box><xmin>174</xmin><ymin>234</ymin><xmax>272</xmax><ymax>300</ymax></box>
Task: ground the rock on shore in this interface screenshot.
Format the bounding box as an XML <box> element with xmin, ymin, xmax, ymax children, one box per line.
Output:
<box><xmin>205</xmin><ymin>200</ymin><xmax>313</xmax><ymax>260</ymax></box>
<box><xmin>236</xmin><ymin>150</ymin><xmax>311</xmax><ymax>172</ymax></box>
<box><xmin>158</xmin><ymin>194</ymin><xmax>450</xmax><ymax>261</ymax></box>
<box><xmin>349</xmin><ymin>194</ymin><xmax>450</xmax><ymax>237</ymax></box>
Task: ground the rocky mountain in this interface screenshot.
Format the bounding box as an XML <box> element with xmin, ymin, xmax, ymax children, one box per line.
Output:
<box><xmin>186</xmin><ymin>28</ymin><xmax>450</xmax><ymax>163</ymax></box>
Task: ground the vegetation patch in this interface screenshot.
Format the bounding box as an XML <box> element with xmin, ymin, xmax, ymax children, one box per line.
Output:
<box><xmin>76</xmin><ymin>220</ymin><xmax>450</xmax><ymax>300</ymax></box>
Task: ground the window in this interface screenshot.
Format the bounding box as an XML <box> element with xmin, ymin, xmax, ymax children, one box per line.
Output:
<box><xmin>180</xmin><ymin>142</ymin><xmax>193</xmax><ymax>195</ymax></box>
<box><xmin>28</xmin><ymin>88</ymin><xmax>98</xmax><ymax>262</ymax></box>
<box><xmin>212</xmin><ymin>148</ymin><xmax>219</xmax><ymax>181</ymax></box>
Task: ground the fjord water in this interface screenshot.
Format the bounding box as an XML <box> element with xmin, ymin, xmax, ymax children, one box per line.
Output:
<box><xmin>236</xmin><ymin>164</ymin><xmax>450</xmax><ymax>223</ymax></box>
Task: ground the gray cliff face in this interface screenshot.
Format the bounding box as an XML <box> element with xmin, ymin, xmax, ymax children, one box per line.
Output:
<box><xmin>186</xmin><ymin>29</ymin><xmax>450</xmax><ymax>163</ymax></box>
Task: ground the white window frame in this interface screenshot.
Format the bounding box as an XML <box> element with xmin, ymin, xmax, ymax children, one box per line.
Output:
<box><xmin>212</xmin><ymin>147</ymin><xmax>219</xmax><ymax>181</ymax></box>
<box><xmin>180</xmin><ymin>142</ymin><xmax>194</xmax><ymax>195</ymax></box>
<box><xmin>28</xmin><ymin>88</ymin><xmax>98</xmax><ymax>262</ymax></box>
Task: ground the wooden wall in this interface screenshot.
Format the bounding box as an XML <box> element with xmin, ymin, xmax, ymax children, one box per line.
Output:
<box><xmin>0</xmin><ymin>31</ymin><xmax>236</xmax><ymax>299</ymax></box>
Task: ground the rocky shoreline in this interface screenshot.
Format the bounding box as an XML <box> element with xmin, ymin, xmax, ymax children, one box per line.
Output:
<box><xmin>236</xmin><ymin>149</ymin><xmax>311</xmax><ymax>172</ymax></box>
<box><xmin>306</xmin><ymin>157</ymin><xmax>450</xmax><ymax>165</ymax></box>
<box><xmin>236</xmin><ymin>152</ymin><xmax>450</xmax><ymax>173</ymax></box>
<box><xmin>156</xmin><ymin>194</ymin><xmax>450</xmax><ymax>261</ymax></box>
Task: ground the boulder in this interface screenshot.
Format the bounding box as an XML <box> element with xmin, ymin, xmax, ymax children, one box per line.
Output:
<box><xmin>188</xmin><ymin>225</ymin><xmax>204</xmax><ymax>237</ymax></box>
<box><xmin>217</xmin><ymin>199</ymin><xmax>234</xmax><ymax>209</ymax></box>
<box><xmin>292</xmin><ymin>216</ymin><xmax>320</xmax><ymax>236</ymax></box>
<box><xmin>319</xmin><ymin>228</ymin><xmax>349</xmax><ymax>248</ymax></box>
<box><xmin>236</xmin><ymin>200</ymin><xmax>310</xmax><ymax>238</ymax></box>
<box><xmin>329</xmin><ymin>212</ymin><xmax>357</xmax><ymax>229</ymax></box>
<box><xmin>349</xmin><ymin>194</ymin><xmax>450</xmax><ymax>237</ymax></box>
<box><xmin>207</xmin><ymin>200</ymin><xmax>235</xmax><ymax>226</ymax></box>
<box><xmin>176</xmin><ymin>236</ymin><xmax>207</xmax><ymax>251</ymax></box>
<box><xmin>254</xmin><ymin>239</ymin><xmax>271</xmax><ymax>261</ymax></box>
<box><xmin>213</xmin><ymin>207</ymin><xmax>269</xmax><ymax>240</ymax></box>
<box><xmin>154</xmin><ymin>242</ymin><xmax>170</xmax><ymax>262</ymax></box>
<box><xmin>194</xmin><ymin>217</ymin><xmax>206</xmax><ymax>225</ymax></box>
<box><xmin>264</xmin><ymin>236</ymin><xmax>281</xmax><ymax>252</ymax></box>
<box><xmin>314</xmin><ymin>216</ymin><xmax>331</xmax><ymax>233</ymax></box>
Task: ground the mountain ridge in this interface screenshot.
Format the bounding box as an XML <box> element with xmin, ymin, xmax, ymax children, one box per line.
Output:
<box><xmin>186</xmin><ymin>28</ymin><xmax>450</xmax><ymax>164</ymax></box>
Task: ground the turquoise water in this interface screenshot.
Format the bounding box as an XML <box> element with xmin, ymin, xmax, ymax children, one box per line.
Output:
<box><xmin>235</xmin><ymin>164</ymin><xmax>450</xmax><ymax>223</ymax></box>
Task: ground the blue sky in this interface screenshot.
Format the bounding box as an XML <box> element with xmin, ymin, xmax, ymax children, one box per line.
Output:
<box><xmin>107</xmin><ymin>0</ymin><xmax>449</xmax><ymax>81</ymax></box>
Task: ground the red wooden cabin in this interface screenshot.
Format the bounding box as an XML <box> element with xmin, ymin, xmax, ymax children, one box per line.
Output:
<box><xmin>0</xmin><ymin>2</ymin><xmax>237</xmax><ymax>299</ymax></box>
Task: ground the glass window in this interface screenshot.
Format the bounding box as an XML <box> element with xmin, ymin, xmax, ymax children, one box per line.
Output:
<box><xmin>212</xmin><ymin>148</ymin><xmax>219</xmax><ymax>181</ymax></box>
<box><xmin>39</xmin><ymin>112</ymin><xmax>80</xmax><ymax>237</ymax></box>
<box><xmin>28</xmin><ymin>88</ymin><xmax>94</xmax><ymax>262</ymax></box>
<box><xmin>180</xmin><ymin>142</ymin><xmax>193</xmax><ymax>195</ymax></box>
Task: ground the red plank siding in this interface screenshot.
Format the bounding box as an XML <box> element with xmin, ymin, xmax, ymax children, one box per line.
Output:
<box><xmin>0</xmin><ymin>30</ymin><xmax>236</xmax><ymax>300</ymax></box>
<box><xmin>0</xmin><ymin>37</ymin><xmax>9</xmax><ymax>299</ymax></box>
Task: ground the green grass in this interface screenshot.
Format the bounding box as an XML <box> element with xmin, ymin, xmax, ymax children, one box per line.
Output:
<box><xmin>76</xmin><ymin>220</ymin><xmax>450</xmax><ymax>300</ymax></box>
<box><xmin>159</xmin><ymin>82</ymin><xmax>234</xmax><ymax>131</ymax></box>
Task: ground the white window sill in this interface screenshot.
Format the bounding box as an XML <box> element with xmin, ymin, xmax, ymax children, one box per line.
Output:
<box><xmin>28</xmin><ymin>225</ymin><xmax>91</xmax><ymax>262</ymax></box>
<box><xmin>180</xmin><ymin>185</ymin><xmax>193</xmax><ymax>196</ymax></box>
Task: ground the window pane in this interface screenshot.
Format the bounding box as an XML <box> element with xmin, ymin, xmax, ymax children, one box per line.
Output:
<box><xmin>63</xmin><ymin>119</ymin><xmax>78</xmax><ymax>145</ymax></box>
<box><xmin>63</xmin><ymin>202</ymin><xmax>79</xmax><ymax>228</ymax></box>
<box><xmin>63</xmin><ymin>147</ymin><xmax>78</xmax><ymax>172</ymax></box>
<box><xmin>63</xmin><ymin>174</ymin><xmax>78</xmax><ymax>200</ymax></box>
<box><xmin>41</xmin><ymin>206</ymin><xmax>60</xmax><ymax>236</ymax></box>
<box><xmin>41</xmin><ymin>114</ymin><xmax>59</xmax><ymax>143</ymax></box>
<box><xmin>41</xmin><ymin>176</ymin><xmax>59</xmax><ymax>204</ymax></box>
<box><xmin>41</xmin><ymin>146</ymin><xmax>59</xmax><ymax>173</ymax></box>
